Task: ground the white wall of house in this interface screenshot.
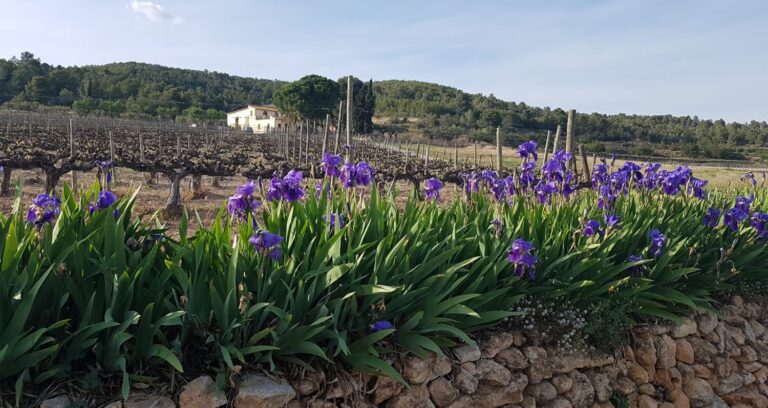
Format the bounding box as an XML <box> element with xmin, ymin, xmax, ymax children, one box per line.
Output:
<box><xmin>227</xmin><ymin>106</ymin><xmax>287</xmax><ymax>133</ymax></box>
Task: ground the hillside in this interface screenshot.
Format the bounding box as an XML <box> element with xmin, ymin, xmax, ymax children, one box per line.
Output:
<box><xmin>2</xmin><ymin>52</ymin><xmax>768</xmax><ymax>160</ymax></box>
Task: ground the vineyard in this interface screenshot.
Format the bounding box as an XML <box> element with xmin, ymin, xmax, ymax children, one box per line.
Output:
<box><xmin>2</xmin><ymin>110</ymin><xmax>768</xmax><ymax>406</ymax></box>
<box><xmin>0</xmin><ymin>111</ymin><xmax>481</xmax><ymax>212</ymax></box>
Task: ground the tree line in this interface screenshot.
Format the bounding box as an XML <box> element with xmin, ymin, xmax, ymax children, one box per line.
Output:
<box><xmin>2</xmin><ymin>52</ymin><xmax>767</xmax><ymax>159</ymax></box>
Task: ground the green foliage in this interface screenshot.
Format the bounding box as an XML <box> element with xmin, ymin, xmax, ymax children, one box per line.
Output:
<box><xmin>274</xmin><ymin>75</ymin><xmax>340</xmax><ymax>121</ymax></box>
<box><xmin>610</xmin><ymin>390</ymin><xmax>630</xmax><ymax>408</ymax></box>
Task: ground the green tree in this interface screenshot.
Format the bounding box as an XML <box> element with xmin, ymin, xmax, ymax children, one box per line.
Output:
<box><xmin>273</xmin><ymin>75</ymin><xmax>340</xmax><ymax>121</ymax></box>
<box><xmin>72</xmin><ymin>98</ymin><xmax>97</xmax><ymax>116</ymax></box>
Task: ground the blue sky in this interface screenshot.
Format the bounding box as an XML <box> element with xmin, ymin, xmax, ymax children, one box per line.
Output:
<box><xmin>0</xmin><ymin>0</ymin><xmax>766</xmax><ymax>122</ymax></box>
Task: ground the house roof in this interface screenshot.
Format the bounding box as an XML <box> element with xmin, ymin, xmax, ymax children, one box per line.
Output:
<box><xmin>227</xmin><ymin>104</ymin><xmax>280</xmax><ymax>115</ymax></box>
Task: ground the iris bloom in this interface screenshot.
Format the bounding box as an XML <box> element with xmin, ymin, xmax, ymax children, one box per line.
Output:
<box><xmin>703</xmin><ymin>208</ymin><xmax>721</xmax><ymax>228</ymax></box>
<box><xmin>508</xmin><ymin>239</ymin><xmax>537</xmax><ymax>280</ymax></box>
<box><xmin>370</xmin><ymin>320</ymin><xmax>395</xmax><ymax>333</ymax></box>
<box><xmin>89</xmin><ymin>190</ymin><xmax>119</xmax><ymax>218</ymax></box>
<box><xmin>26</xmin><ymin>193</ymin><xmax>61</xmax><ymax>227</ymax></box>
<box><xmin>582</xmin><ymin>220</ymin><xmax>603</xmax><ymax>238</ymax></box>
<box><xmin>724</xmin><ymin>207</ymin><xmax>748</xmax><ymax>232</ymax></box>
<box><xmin>648</xmin><ymin>229</ymin><xmax>666</xmax><ymax>257</ymax></box>
<box><xmin>627</xmin><ymin>255</ymin><xmax>646</xmax><ymax>276</ymax></box>
<box><xmin>323</xmin><ymin>213</ymin><xmax>345</xmax><ymax>230</ymax></box>
<box><xmin>266</xmin><ymin>171</ymin><xmax>305</xmax><ymax>202</ymax></box>
<box><xmin>228</xmin><ymin>180</ymin><xmax>261</xmax><ymax>221</ymax></box>
<box><xmin>248</xmin><ymin>230</ymin><xmax>284</xmax><ymax>260</ymax></box>
<box><xmin>605</xmin><ymin>213</ymin><xmax>620</xmax><ymax>229</ymax></box>
<box><xmin>424</xmin><ymin>178</ymin><xmax>443</xmax><ymax>201</ymax></box>
<box><xmin>340</xmin><ymin>162</ymin><xmax>374</xmax><ymax>188</ymax></box>
<box><xmin>518</xmin><ymin>140</ymin><xmax>538</xmax><ymax>162</ymax></box>
<box><xmin>321</xmin><ymin>152</ymin><xmax>343</xmax><ymax>177</ymax></box>
<box><xmin>741</xmin><ymin>172</ymin><xmax>757</xmax><ymax>187</ymax></box>
<box><xmin>751</xmin><ymin>212</ymin><xmax>768</xmax><ymax>239</ymax></box>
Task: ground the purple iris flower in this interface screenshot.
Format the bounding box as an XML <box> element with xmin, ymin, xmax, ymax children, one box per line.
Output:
<box><xmin>582</xmin><ymin>220</ymin><xmax>603</xmax><ymax>238</ymax></box>
<box><xmin>323</xmin><ymin>213</ymin><xmax>345</xmax><ymax>230</ymax></box>
<box><xmin>266</xmin><ymin>171</ymin><xmax>305</xmax><ymax>202</ymax></box>
<box><xmin>735</xmin><ymin>195</ymin><xmax>754</xmax><ymax>214</ymax></box>
<box><xmin>741</xmin><ymin>172</ymin><xmax>757</xmax><ymax>187</ymax></box>
<box><xmin>229</xmin><ymin>180</ymin><xmax>262</xmax><ymax>221</ymax></box>
<box><xmin>605</xmin><ymin>213</ymin><xmax>620</xmax><ymax>229</ymax></box>
<box><xmin>248</xmin><ymin>230</ymin><xmax>284</xmax><ymax>260</ymax></box>
<box><xmin>518</xmin><ymin>140</ymin><xmax>538</xmax><ymax>162</ymax></box>
<box><xmin>370</xmin><ymin>320</ymin><xmax>395</xmax><ymax>333</ymax></box>
<box><xmin>703</xmin><ymin>208</ymin><xmax>721</xmax><ymax>228</ymax></box>
<box><xmin>460</xmin><ymin>172</ymin><xmax>480</xmax><ymax>195</ymax></box>
<box><xmin>424</xmin><ymin>178</ymin><xmax>443</xmax><ymax>201</ymax></box>
<box><xmin>95</xmin><ymin>161</ymin><xmax>114</xmax><ymax>187</ymax></box>
<box><xmin>687</xmin><ymin>178</ymin><xmax>708</xmax><ymax>200</ymax></box>
<box><xmin>627</xmin><ymin>255</ymin><xmax>646</xmax><ymax>276</ymax></box>
<box><xmin>648</xmin><ymin>229</ymin><xmax>666</xmax><ymax>258</ymax></box>
<box><xmin>508</xmin><ymin>239</ymin><xmax>537</xmax><ymax>280</ymax></box>
<box><xmin>491</xmin><ymin>218</ymin><xmax>503</xmax><ymax>235</ymax></box>
<box><xmin>724</xmin><ymin>207</ymin><xmax>748</xmax><ymax>232</ymax></box>
<box><xmin>751</xmin><ymin>212</ymin><xmax>768</xmax><ymax>239</ymax></box>
<box><xmin>340</xmin><ymin>162</ymin><xmax>374</xmax><ymax>188</ymax></box>
<box><xmin>321</xmin><ymin>152</ymin><xmax>343</xmax><ymax>178</ymax></box>
<box><xmin>89</xmin><ymin>190</ymin><xmax>119</xmax><ymax>217</ymax></box>
<box><xmin>26</xmin><ymin>193</ymin><xmax>61</xmax><ymax>227</ymax></box>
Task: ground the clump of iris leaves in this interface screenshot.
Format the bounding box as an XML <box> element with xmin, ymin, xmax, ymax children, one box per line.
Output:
<box><xmin>1</xmin><ymin>164</ymin><xmax>766</xmax><ymax>405</ymax></box>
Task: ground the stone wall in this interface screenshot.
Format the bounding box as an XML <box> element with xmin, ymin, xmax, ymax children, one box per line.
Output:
<box><xmin>39</xmin><ymin>295</ymin><xmax>768</xmax><ymax>408</ymax></box>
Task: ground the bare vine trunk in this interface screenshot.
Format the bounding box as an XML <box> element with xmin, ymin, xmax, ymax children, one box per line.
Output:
<box><xmin>165</xmin><ymin>173</ymin><xmax>184</xmax><ymax>216</ymax></box>
<box><xmin>191</xmin><ymin>174</ymin><xmax>204</xmax><ymax>199</ymax></box>
<box><xmin>0</xmin><ymin>167</ymin><xmax>11</xmax><ymax>195</ymax></box>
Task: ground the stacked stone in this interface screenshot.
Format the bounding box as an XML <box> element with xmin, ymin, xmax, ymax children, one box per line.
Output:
<box><xmin>38</xmin><ymin>296</ymin><xmax>768</xmax><ymax>408</ymax></box>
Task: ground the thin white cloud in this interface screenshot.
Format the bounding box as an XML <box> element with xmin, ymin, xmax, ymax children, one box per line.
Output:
<box><xmin>129</xmin><ymin>1</ymin><xmax>182</xmax><ymax>24</ymax></box>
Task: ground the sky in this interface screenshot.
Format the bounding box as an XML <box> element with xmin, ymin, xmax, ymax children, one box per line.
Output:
<box><xmin>0</xmin><ymin>0</ymin><xmax>767</xmax><ymax>122</ymax></box>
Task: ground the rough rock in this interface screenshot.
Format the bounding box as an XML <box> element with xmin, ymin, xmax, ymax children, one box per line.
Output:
<box><xmin>588</xmin><ymin>373</ymin><xmax>611</xmax><ymax>402</ymax></box>
<box><xmin>722</xmin><ymin>387</ymin><xmax>768</xmax><ymax>408</ymax></box>
<box><xmin>627</xmin><ymin>362</ymin><xmax>650</xmax><ymax>384</ymax></box>
<box><xmin>386</xmin><ymin>384</ymin><xmax>433</xmax><ymax>408</ymax></box>
<box><xmin>235</xmin><ymin>374</ymin><xmax>296</xmax><ymax>408</ymax></box>
<box><xmin>672</xmin><ymin>318</ymin><xmax>698</xmax><ymax>338</ymax></box>
<box><xmin>429</xmin><ymin>377</ymin><xmax>459</xmax><ymax>407</ymax></box>
<box><xmin>179</xmin><ymin>376</ymin><xmax>227</xmax><ymax>408</ymax></box>
<box><xmin>495</xmin><ymin>348</ymin><xmax>529</xmax><ymax>370</ymax></box>
<box><xmin>563</xmin><ymin>370</ymin><xmax>594</xmax><ymax>407</ymax></box>
<box><xmin>453</xmin><ymin>344</ymin><xmax>481</xmax><ymax>363</ymax></box>
<box><xmin>404</xmin><ymin>356</ymin><xmax>432</xmax><ymax>384</ymax></box>
<box><xmin>716</xmin><ymin>373</ymin><xmax>745</xmax><ymax>395</ymax></box>
<box><xmin>124</xmin><ymin>394</ymin><xmax>176</xmax><ymax>408</ymax></box>
<box><xmin>638</xmin><ymin>395</ymin><xmax>659</xmax><ymax>408</ymax></box>
<box><xmin>656</xmin><ymin>334</ymin><xmax>678</xmax><ymax>369</ymax></box>
<box><xmin>541</xmin><ymin>397</ymin><xmax>573</xmax><ymax>408</ymax></box>
<box><xmin>688</xmin><ymin>337</ymin><xmax>717</xmax><ymax>365</ymax></box>
<box><xmin>667</xmin><ymin>388</ymin><xmax>690</xmax><ymax>408</ymax></box>
<box><xmin>695</xmin><ymin>313</ymin><xmax>718</xmax><ymax>336</ymax></box>
<box><xmin>430</xmin><ymin>354</ymin><xmax>453</xmax><ymax>380</ymax></box>
<box><xmin>674</xmin><ymin>338</ymin><xmax>695</xmax><ymax>365</ymax></box>
<box><xmin>453</xmin><ymin>367</ymin><xmax>479</xmax><ymax>394</ymax></box>
<box><xmin>635</xmin><ymin>335</ymin><xmax>658</xmax><ymax>375</ymax></box>
<box><xmin>482</xmin><ymin>332</ymin><xmax>516</xmax><ymax>358</ymax></box>
<box><xmin>524</xmin><ymin>380</ymin><xmax>557</xmax><ymax>403</ymax></box>
<box><xmin>682</xmin><ymin>377</ymin><xmax>727</xmax><ymax>408</ymax></box>
<box><xmin>471</xmin><ymin>373</ymin><xmax>527</xmax><ymax>408</ymax></box>
<box><xmin>373</xmin><ymin>376</ymin><xmax>404</xmax><ymax>405</ymax></box>
<box><xmin>476</xmin><ymin>359</ymin><xmax>512</xmax><ymax>386</ymax></box>
<box><xmin>40</xmin><ymin>396</ymin><xmax>71</xmax><ymax>408</ymax></box>
<box><xmin>551</xmin><ymin>375</ymin><xmax>573</xmax><ymax>393</ymax></box>
<box><xmin>523</xmin><ymin>346</ymin><xmax>551</xmax><ymax>384</ymax></box>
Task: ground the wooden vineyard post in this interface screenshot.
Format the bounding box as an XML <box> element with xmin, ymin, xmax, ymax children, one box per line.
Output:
<box><xmin>496</xmin><ymin>127</ymin><xmax>503</xmax><ymax>173</ymax></box>
<box><xmin>334</xmin><ymin>101</ymin><xmax>343</xmax><ymax>155</ymax></box>
<box><xmin>454</xmin><ymin>142</ymin><xmax>458</xmax><ymax>169</ymax></box>
<box><xmin>0</xmin><ymin>167</ymin><xmax>11</xmax><ymax>196</ymax></box>
<box><xmin>139</xmin><ymin>131</ymin><xmax>145</xmax><ymax>161</ymax></box>
<box><xmin>415</xmin><ymin>143</ymin><xmax>421</xmax><ymax>166</ymax></box>
<box><xmin>69</xmin><ymin>117</ymin><xmax>77</xmax><ymax>191</ymax></box>
<box><xmin>473</xmin><ymin>142</ymin><xmax>478</xmax><ymax>170</ymax></box>
<box><xmin>321</xmin><ymin>113</ymin><xmax>330</xmax><ymax>156</ymax></box>
<box><xmin>442</xmin><ymin>141</ymin><xmax>448</xmax><ymax>162</ymax></box>
<box><xmin>579</xmin><ymin>145</ymin><xmax>591</xmax><ymax>182</ymax></box>
<box><xmin>424</xmin><ymin>143</ymin><xmax>430</xmax><ymax>175</ymax></box>
<box><xmin>345</xmin><ymin>76</ymin><xmax>353</xmax><ymax>161</ymax></box>
<box><xmin>591</xmin><ymin>153</ymin><xmax>598</xmax><ymax>172</ymax></box>
<box><xmin>543</xmin><ymin>130</ymin><xmax>551</xmax><ymax>164</ymax></box>
<box><xmin>109</xmin><ymin>131</ymin><xmax>116</xmax><ymax>187</ymax></box>
<box><xmin>565</xmin><ymin>110</ymin><xmax>576</xmax><ymax>172</ymax></box>
<box><xmin>176</xmin><ymin>134</ymin><xmax>181</xmax><ymax>158</ymax></box>
<box><xmin>552</xmin><ymin>125</ymin><xmax>561</xmax><ymax>155</ymax></box>
<box><xmin>304</xmin><ymin>119</ymin><xmax>310</xmax><ymax>164</ymax></box>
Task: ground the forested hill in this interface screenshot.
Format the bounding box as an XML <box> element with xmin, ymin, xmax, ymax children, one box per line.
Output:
<box><xmin>374</xmin><ymin>80</ymin><xmax>768</xmax><ymax>160</ymax></box>
<box><xmin>0</xmin><ymin>52</ymin><xmax>285</xmax><ymax>119</ymax></box>
<box><xmin>2</xmin><ymin>52</ymin><xmax>768</xmax><ymax>160</ymax></box>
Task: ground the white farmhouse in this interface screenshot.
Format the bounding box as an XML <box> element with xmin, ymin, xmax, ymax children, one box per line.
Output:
<box><xmin>226</xmin><ymin>104</ymin><xmax>288</xmax><ymax>134</ymax></box>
